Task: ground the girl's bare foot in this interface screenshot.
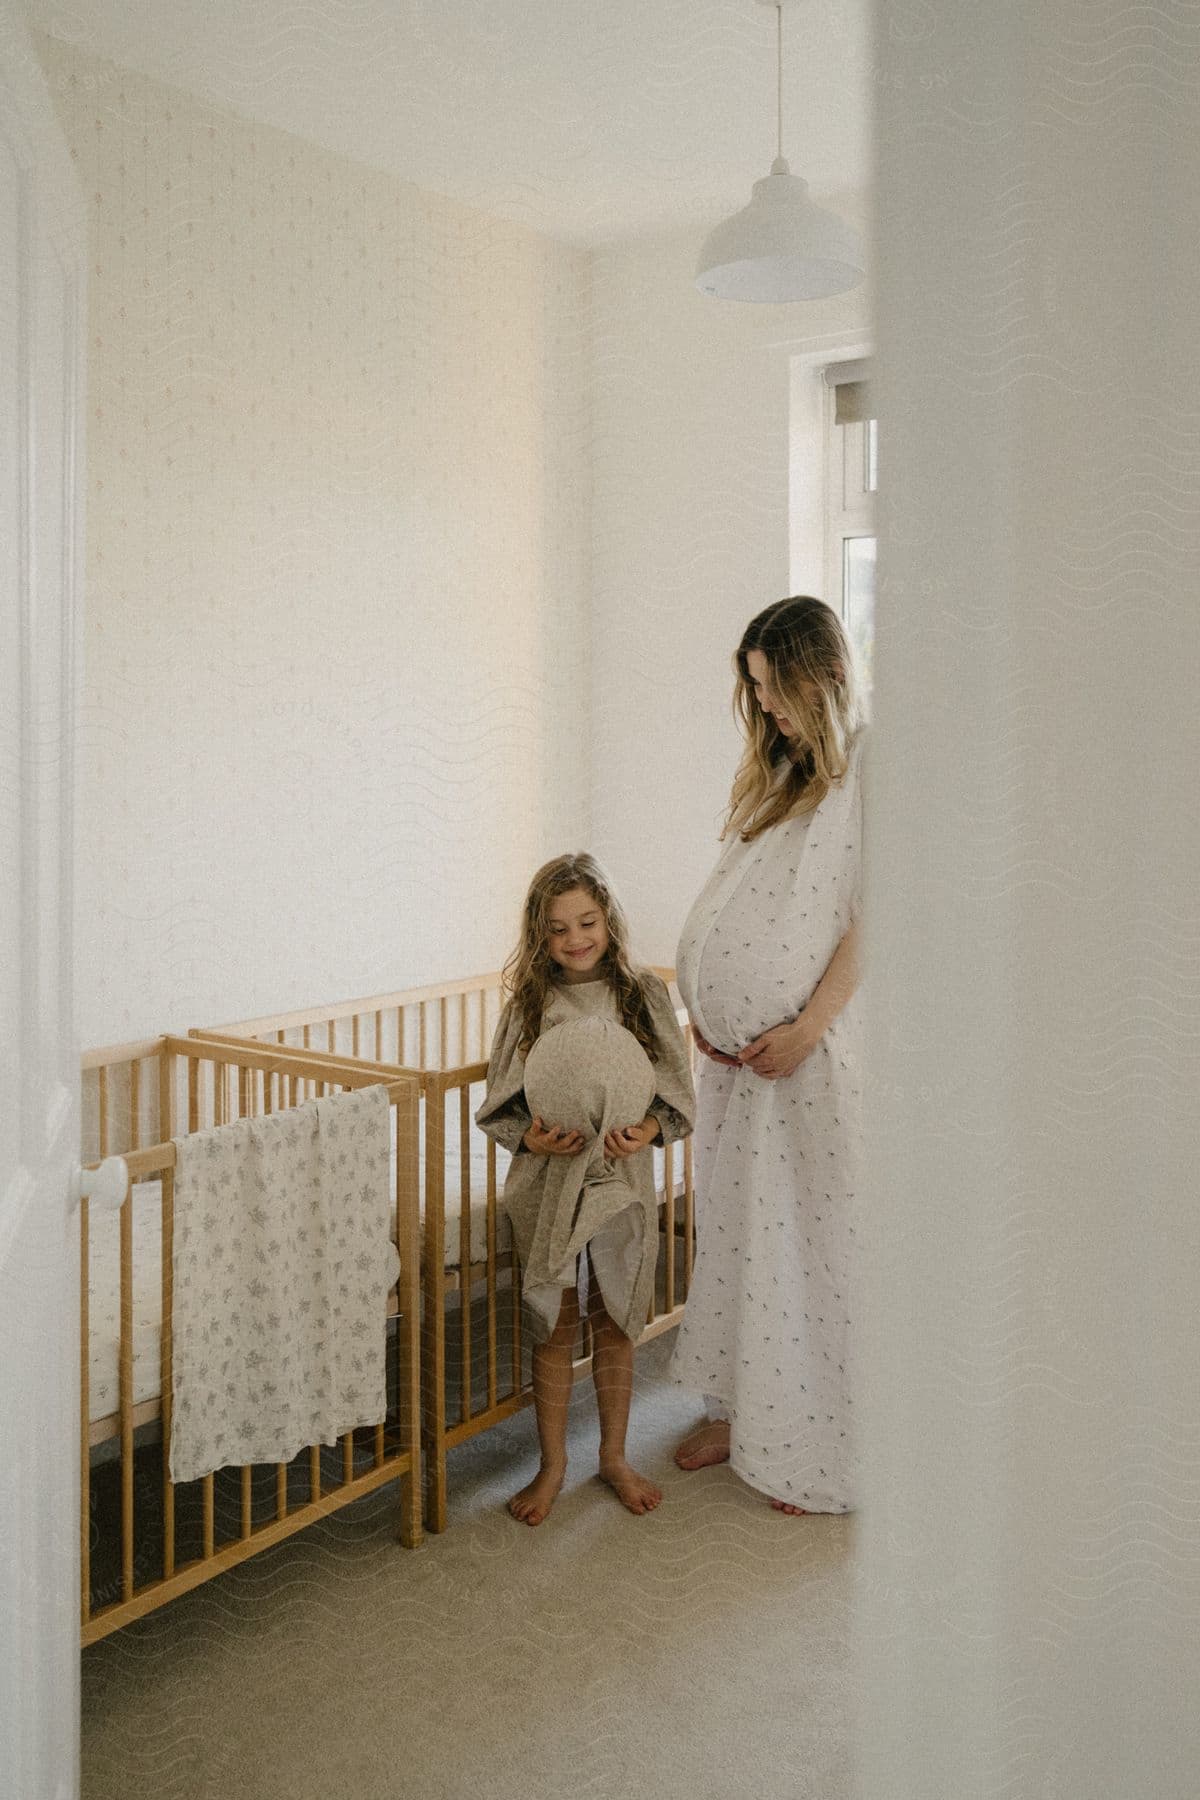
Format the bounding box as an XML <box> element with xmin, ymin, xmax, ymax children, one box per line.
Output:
<box><xmin>674</xmin><ymin>1419</ymin><xmax>731</xmax><ymax>1470</ymax></box>
<box><xmin>770</xmin><ymin>1498</ymin><xmax>809</xmax><ymax>1516</ymax></box>
<box><xmin>598</xmin><ymin>1456</ymin><xmax>662</xmax><ymax>1515</ymax></box>
<box><xmin>508</xmin><ymin>1460</ymin><xmax>567</xmax><ymax>1526</ymax></box>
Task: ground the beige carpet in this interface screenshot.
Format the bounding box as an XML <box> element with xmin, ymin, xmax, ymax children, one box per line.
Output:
<box><xmin>81</xmin><ymin>1339</ymin><xmax>855</xmax><ymax>1800</ymax></box>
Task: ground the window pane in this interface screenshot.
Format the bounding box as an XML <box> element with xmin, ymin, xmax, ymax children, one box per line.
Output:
<box><xmin>842</xmin><ymin>534</ymin><xmax>876</xmax><ymax>698</ymax></box>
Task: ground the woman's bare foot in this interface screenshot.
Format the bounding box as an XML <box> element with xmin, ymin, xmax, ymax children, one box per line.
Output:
<box><xmin>674</xmin><ymin>1419</ymin><xmax>731</xmax><ymax>1471</ymax></box>
<box><xmin>508</xmin><ymin>1460</ymin><xmax>567</xmax><ymax>1526</ymax></box>
<box><xmin>770</xmin><ymin>1498</ymin><xmax>809</xmax><ymax>1516</ymax></box>
<box><xmin>599</xmin><ymin>1456</ymin><xmax>663</xmax><ymax>1515</ymax></box>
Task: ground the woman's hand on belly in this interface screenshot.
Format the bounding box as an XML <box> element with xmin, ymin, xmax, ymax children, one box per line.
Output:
<box><xmin>690</xmin><ymin>1026</ymin><xmax>741</xmax><ymax>1068</ymax></box>
<box><xmin>737</xmin><ymin>1014</ymin><xmax>824</xmax><ymax>1081</ymax></box>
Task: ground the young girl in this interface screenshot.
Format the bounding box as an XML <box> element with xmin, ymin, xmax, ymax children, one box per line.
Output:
<box><xmin>476</xmin><ymin>852</ymin><xmax>695</xmax><ymax>1527</ymax></box>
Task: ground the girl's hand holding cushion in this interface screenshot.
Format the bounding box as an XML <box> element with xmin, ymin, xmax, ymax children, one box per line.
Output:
<box><xmin>603</xmin><ymin>1117</ymin><xmax>659</xmax><ymax>1159</ymax></box>
<box><xmin>523</xmin><ymin>1116</ymin><xmax>585</xmax><ymax>1156</ymax></box>
<box><xmin>738</xmin><ymin>1015</ymin><xmax>823</xmax><ymax>1081</ymax></box>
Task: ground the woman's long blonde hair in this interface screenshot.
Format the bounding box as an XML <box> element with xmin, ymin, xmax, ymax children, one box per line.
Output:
<box><xmin>502</xmin><ymin>852</ymin><xmax>660</xmax><ymax>1059</ymax></box>
<box><xmin>724</xmin><ymin>596</ymin><xmax>862</xmax><ymax>842</ymax></box>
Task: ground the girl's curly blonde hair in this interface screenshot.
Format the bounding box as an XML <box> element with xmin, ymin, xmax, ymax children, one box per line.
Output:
<box><xmin>502</xmin><ymin>852</ymin><xmax>660</xmax><ymax>1059</ymax></box>
<box><xmin>725</xmin><ymin>596</ymin><xmax>863</xmax><ymax>842</ymax></box>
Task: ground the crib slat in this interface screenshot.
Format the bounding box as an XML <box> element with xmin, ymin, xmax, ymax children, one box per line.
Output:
<box><xmin>158</xmin><ymin>1044</ymin><xmax>171</xmax><ymax>1149</ymax></box>
<box><xmin>119</xmin><ymin>1173</ymin><xmax>134</xmax><ymax>1601</ymax></box>
<box><xmin>396</xmin><ymin>1078</ymin><xmax>422</xmax><ymax>1546</ymax></box>
<box><xmin>485</xmin><ymin>1138</ymin><xmax>498</xmax><ymax>1412</ymax></box>
<box><xmin>352</xmin><ymin>1014</ymin><xmax>360</xmax><ymax>1059</ymax></box>
<box><xmin>97</xmin><ymin>1065</ymin><xmax>108</xmax><ymax>1158</ymax></box>
<box><xmin>241</xmin><ymin>1467</ymin><xmax>252</xmax><ymax>1539</ymax></box>
<box><xmin>202</xmin><ymin>1475</ymin><xmax>214</xmax><ymax>1559</ymax></box>
<box><xmin>440</xmin><ymin>996</ymin><xmax>448</xmax><ymax>1068</ymax></box>
<box><xmin>374</xmin><ymin>1009</ymin><xmax>382</xmax><ymax>1061</ymax></box>
<box><xmin>663</xmin><ymin>1140</ymin><xmax>675</xmax><ymax>1313</ymax></box>
<box><xmin>80</xmin><ymin>1197</ymin><xmax>90</xmax><ymax>1626</ymax></box>
<box><xmin>214</xmin><ymin>1060</ymin><xmax>227</xmax><ymax>1128</ymax></box>
<box><xmin>342</xmin><ymin>1433</ymin><xmax>353</xmax><ymax>1485</ymax></box>
<box><xmin>276</xmin><ymin>1464</ymin><xmax>288</xmax><ymax>1521</ymax></box>
<box><xmin>683</xmin><ymin>1137</ymin><xmax>695</xmax><ymax>1291</ymax></box>
<box><xmin>310</xmin><ymin>1445</ymin><xmax>321</xmax><ymax>1501</ymax></box>
<box><xmin>510</xmin><ymin>1190</ymin><xmax>523</xmax><ymax>1397</ymax></box>
<box><xmin>130</xmin><ymin>1057</ymin><xmax>141</xmax><ymax>1150</ymax></box>
<box><xmin>187</xmin><ymin>1057</ymin><xmax>199</xmax><ymax>1133</ymax></box>
<box><xmin>419</xmin><ymin>1003</ymin><xmax>427</xmax><ymax>1070</ymax></box>
<box><xmin>422</xmin><ymin>1075</ymin><xmax>447</xmax><ymax>1531</ymax></box>
<box><xmin>161</xmin><ymin>1165</ymin><xmax>176</xmax><ymax>1578</ymax></box>
<box><xmin>238</xmin><ymin>1065</ymin><xmax>250</xmax><ymax>1122</ymax></box>
<box><xmin>458</xmin><ymin>992</ymin><xmax>467</xmax><ymax>1065</ymax></box>
<box><xmin>395</xmin><ymin>1007</ymin><xmax>403</xmax><ymax>1064</ymax></box>
<box><xmin>477</xmin><ymin>989</ymin><xmax>486</xmax><ymax>1063</ymax></box>
<box><xmin>459</xmin><ymin>1085</ymin><xmax>471</xmax><ymax>1425</ymax></box>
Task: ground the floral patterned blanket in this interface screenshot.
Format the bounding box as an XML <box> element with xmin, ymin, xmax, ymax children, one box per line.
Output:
<box><xmin>169</xmin><ymin>1084</ymin><xmax>392</xmax><ymax>1484</ymax></box>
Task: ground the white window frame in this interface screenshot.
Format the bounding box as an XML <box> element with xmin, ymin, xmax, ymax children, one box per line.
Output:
<box><xmin>784</xmin><ymin>334</ymin><xmax>873</xmax><ymax>604</ymax></box>
<box><xmin>823</xmin><ymin>377</ymin><xmax>876</xmax><ymax>621</ymax></box>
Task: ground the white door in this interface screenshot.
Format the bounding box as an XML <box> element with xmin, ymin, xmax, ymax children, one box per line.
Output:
<box><xmin>0</xmin><ymin>12</ymin><xmax>87</xmax><ymax>1796</ymax></box>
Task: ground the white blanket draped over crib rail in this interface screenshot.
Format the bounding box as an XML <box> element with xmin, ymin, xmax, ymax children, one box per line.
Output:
<box><xmin>170</xmin><ymin>1085</ymin><xmax>392</xmax><ymax>1485</ymax></box>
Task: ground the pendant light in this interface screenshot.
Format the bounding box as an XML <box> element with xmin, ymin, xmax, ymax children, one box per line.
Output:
<box><xmin>695</xmin><ymin>0</ymin><xmax>864</xmax><ymax>303</ymax></box>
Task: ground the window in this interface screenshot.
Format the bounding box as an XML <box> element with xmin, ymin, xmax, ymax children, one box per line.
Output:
<box><xmin>823</xmin><ymin>364</ymin><xmax>877</xmax><ymax>702</ymax></box>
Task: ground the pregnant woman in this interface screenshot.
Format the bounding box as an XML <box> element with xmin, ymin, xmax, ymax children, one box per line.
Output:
<box><xmin>670</xmin><ymin>596</ymin><xmax>865</xmax><ymax>1515</ymax></box>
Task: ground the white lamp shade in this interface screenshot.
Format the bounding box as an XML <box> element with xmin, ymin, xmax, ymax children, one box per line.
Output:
<box><xmin>695</xmin><ymin>161</ymin><xmax>864</xmax><ymax>303</ymax></box>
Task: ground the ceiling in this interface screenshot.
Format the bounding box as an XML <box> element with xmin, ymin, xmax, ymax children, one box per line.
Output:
<box><xmin>30</xmin><ymin>0</ymin><xmax>873</xmax><ymax>244</ymax></box>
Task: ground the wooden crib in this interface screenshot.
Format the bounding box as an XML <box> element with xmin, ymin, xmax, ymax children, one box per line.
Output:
<box><xmin>192</xmin><ymin>969</ymin><xmax>697</xmax><ymax>1532</ymax></box>
<box><xmin>79</xmin><ymin>1035</ymin><xmax>422</xmax><ymax>1645</ymax></box>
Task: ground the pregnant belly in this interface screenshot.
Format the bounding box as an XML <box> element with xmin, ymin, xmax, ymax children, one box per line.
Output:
<box><xmin>693</xmin><ymin>935</ymin><xmax>803</xmax><ymax>1056</ymax></box>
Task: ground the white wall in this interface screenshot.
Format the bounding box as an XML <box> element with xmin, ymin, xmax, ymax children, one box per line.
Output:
<box><xmin>859</xmin><ymin>2</ymin><xmax>1200</xmax><ymax>1793</ymax></box>
<box><xmin>587</xmin><ymin>228</ymin><xmax>870</xmax><ymax>966</ymax></box>
<box><xmin>41</xmin><ymin>28</ymin><xmax>872</xmax><ymax>1041</ymax></box>
<box><xmin>40</xmin><ymin>39</ymin><xmax>591</xmax><ymax>1045</ymax></box>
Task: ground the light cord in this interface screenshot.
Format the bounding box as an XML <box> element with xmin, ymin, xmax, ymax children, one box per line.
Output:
<box><xmin>777</xmin><ymin>1</ymin><xmax>783</xmax><ymax>162</ymax></box>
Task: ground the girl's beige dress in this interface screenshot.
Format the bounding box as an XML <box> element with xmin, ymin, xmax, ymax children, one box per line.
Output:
<box><xmin>475</xmin><ymin>972</ymin><xmax>694</xmax><ymax>1342</ymax></box>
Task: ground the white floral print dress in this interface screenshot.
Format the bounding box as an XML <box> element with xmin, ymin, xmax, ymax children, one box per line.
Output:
<box><xmin>670</xmin><ymin>736</ymin><xmax>865</xmax><ymax>1510</ymax></box>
